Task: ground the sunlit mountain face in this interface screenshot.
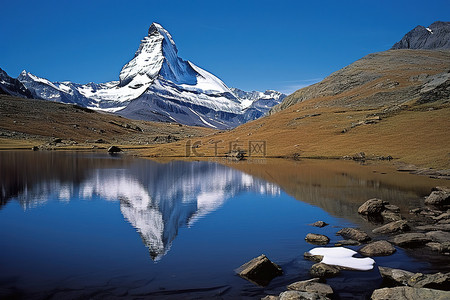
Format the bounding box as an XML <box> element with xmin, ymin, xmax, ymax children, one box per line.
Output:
<box><xmin>2</xmin><ymin>152</ymin><xmax>279</xmax><ymax>260</ymax></box>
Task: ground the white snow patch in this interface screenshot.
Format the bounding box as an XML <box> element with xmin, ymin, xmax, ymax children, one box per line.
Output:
<box><xmin>426</xmin><ymin>27</ymin><xmax>433</xmax><ymax>34</ymax></box>
<box><xmin>309</xmin><ymin>247</ymin><xmax>375</xmax><ymax>271</ymax></box>
<box><xmin>188</xmin><ymin>107</ymin><xmax>217</xmax><ymax>128</ymax></box>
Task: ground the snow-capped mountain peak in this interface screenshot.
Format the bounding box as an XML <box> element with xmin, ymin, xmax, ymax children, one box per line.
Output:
<box><xmin>15</xmin><ymin>23</ymin><xmax>285</xmax><ymax>129</ymax></box>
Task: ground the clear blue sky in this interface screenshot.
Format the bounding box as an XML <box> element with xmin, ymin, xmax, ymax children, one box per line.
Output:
<box><xmin>1</xmin><ymin>0</ymin><xmax>448</xmax><ymax>94</ymax></box>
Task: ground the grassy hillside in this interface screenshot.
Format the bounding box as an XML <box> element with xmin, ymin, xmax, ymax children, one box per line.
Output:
<box><xmin>0</xmin><ymin>95</ymin><xmax>215</xmax><ymax>150</ymax></box>
<box><xmin>137</xmin><ymin>50</ymin><xmax>450</xmax><ymax>169</ymax></box>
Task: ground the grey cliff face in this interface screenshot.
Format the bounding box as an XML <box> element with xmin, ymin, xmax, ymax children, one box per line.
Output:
<box><xmin>391</xmin><ymin>21</ymin><xmax>450</xmax><ymax>50</ymax></box>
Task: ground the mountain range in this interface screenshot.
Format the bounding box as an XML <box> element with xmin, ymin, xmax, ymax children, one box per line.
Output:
<box><xmin>1</xmin><ymin>23</ymin><xmax>285</xmax><ymax>129</ymax></box>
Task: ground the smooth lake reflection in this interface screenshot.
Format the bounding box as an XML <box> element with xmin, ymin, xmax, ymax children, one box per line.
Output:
<box><xmin>0</xmin><ymin>151</ymin><xmax>447</xmax><ymax>299</ymax></box>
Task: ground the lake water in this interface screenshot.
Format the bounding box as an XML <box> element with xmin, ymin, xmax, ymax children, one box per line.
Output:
<box><xmin>0</xmin><ymin>151</ymin><xmax>447</xmax><ymax>299</ymax></box>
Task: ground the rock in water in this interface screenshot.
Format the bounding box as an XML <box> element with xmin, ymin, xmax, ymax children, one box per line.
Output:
<box><xmin>360</xmin><ymin>241</ymin><xmax>396</xmax><ymax>256</ymax></box>
<box><xmin>310</xmin><ymin>263</ymin><xmax>341</xmax><ymax>278</ymax></box>
<box><xmin>378</xmin><ymin>266</ymin><xmax>415</xmax><ymax>286</ymax></box>
<box><xmin>372</xmin><ymin>220</ymin><xmax>410</xmax><ymax>234</ymax></box>
<box><xmin>311</xmin><ymin>221</ymin><xmax>329</xmax><ymax>228</ymax></box>
<box><xmin>236</xmin><ymin>254</ymin><xmax>282</xmax><ymax>286</ymax></box>
<box><xmin>279</xmin><ymin>290</ymin><xmax>330</xmax><ymax>300</ymax></box>
<box><xmin>107</xmin><ymin>146</ymin><xmax>122</xmax><ymax>153</ymax></box>
<box><xmin>358</xmin><ymin>199</ymin><xmax>386</xmax><ymax>215</ymax></box>
<box><xmin>305</xmin><ymin>233</ymin><xmax>330</xmax><ymax>245</ymax></box>
<box><xmin>287</xmin><ymin>278</ymin><xmax>333</xmax><ymax>296</ymax></box>
<box><xmin>337</xmin><ymin>228</ymin><xmax>371</xmax><ymax>242</ymax></box>
<box><xmin>390</xmin><ymin>233</ymin><xmax>431</xmax><ymax>247</ymax></box>
<box><xmin>371</xmin><ymin>286</ymin><xmax>450</xmax><ymax>300</ymax></box>
<box><xmin>425</xmin><ymin>190</ymin><xmax>450</xmax><ymax>206</ymax></box>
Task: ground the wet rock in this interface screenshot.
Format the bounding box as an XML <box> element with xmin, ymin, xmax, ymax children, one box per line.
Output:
<box><xmin>236</xmin><ymin>254</ymin><xmax>283</xmax><ymax>286</ymax></box>
<box><xmin>287</xmin><ymin>278</ymin><xmax>333</xmax><ymax>296</ymax></box>
<box><xmin>311</xmin><ymin>221</ymin><xmax>329</xmax><ymax>228</ymax></box>
<box><xmin>380</xmin><ymin>211</ymin><xmax>403</xmax><ymax>222</ymax></box>
<box><xmin>408</xmin><ymin>272</ymin><xmax>450</xmax><ymax>290</ymax></box>
<box><xmin>416</xmin><ymin>224</ymin><xmax>450</xmax><ymax>231</ymax></box>
<box><xmin>372</xmin><ymin>220</ymin><xmax>410</xmax><ymax>234</ymax></box>
<box><xmin>425</xmin><ymin>230</ymin><xmax>450</xmax><ymax>243</ymax></box>
<box><xmin>107</xmin><ymin>146</ymin><xmax>122</xmax><ymax>153</ymax></box>
<box><xmin>425</xmin><ymin>190</ymin><xmax>450</xmax><ymax>206</ymax></box>
<box><xmin>360</xmin><ymin>241</ymin><xmax>396</xmax><ymax>256</ymax></box>
<box><xmin>304</xmin><ymin>252</ymin><xmax>324</xmax><ymax>262</ymax></box>
<box><xmin>384</xmin><ymin>204</ymin><xmax>400</xmax><ymax>213</ymax></box>
<box><xmin>426</xmin><ymin>242</ymin><xmax>450</xmax><ymax>253</ymax></box>
<box><xmin>379</xmin><ymin>266</ymin><xmax>415</xmax><ymax>286</ymax></box>
<box><xmin>310</xmin><ymin>263</ymin><xmax>340</xmax><ymax>278</ymax></box>
<box><xmin>52</xmin><ymin>138</ymin><xmax>62</xmax><ymax>144</ymax></box>
<box><xmin>261</xmin><ymin>296</ymin><xmax>280</xmax><ymax>300</ymax></box>
<box><xmin>335</xmin><ymin>239</ymin><xmax>360</xmax><ymax>246</ymax></box>
<box><xmin>305</xmin><ymin>234</ymin><xmax>330</xmax><ymax>245</ymax></box>
<box><xmin>358</xmin><ymin>199</ymin><xmax>386</xmax><ymax>215</ymax></box>
<box><xmin>433</xmin><ymin>212</ymin><xmax>450</xmax><ymax>221</ymax></box>
<box><xmin>337</xmin><ymin>228</ymin><xmax>371</xmax><ymax>242</ymax></box>
<box><xmin>390</xmin><ymin>233</ymin><xmax>431</xmax><ymax>247</ymax></box>
<box><xmin>371</xmin><ymin>286</ymin><xmax>450</xmax><ymax>300</ymax></box>
<box><xmin>279</xmin><ymin>290</ymin><xmax>330</xmax><ymax>300</ymax></box>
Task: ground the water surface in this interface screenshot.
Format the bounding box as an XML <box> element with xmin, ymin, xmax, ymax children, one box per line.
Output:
<box><xmin>0</xmin><ymin>151</ymin><xmax>446</xmax><ymax>299</ymax></box>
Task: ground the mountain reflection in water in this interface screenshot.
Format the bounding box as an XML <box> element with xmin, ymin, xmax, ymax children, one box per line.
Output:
<box><xmin>0</xmin><ymin>151</ymin><xmax>280</xmax><ymax>260</ymax></box>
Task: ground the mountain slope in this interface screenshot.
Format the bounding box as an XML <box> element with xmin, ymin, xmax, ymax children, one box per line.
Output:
<box><xmin>0</xmin><ymin>68</ymin><xmax>33</xmax><ymax>99</ymax></box>
<box><xmin>391</xmin><ymin>21</ymin><xmax>450</xmax><ymax>50</ymax></box>
<box><xmin>137</xmin><ymin>49</ymin><xmax>450</xmax><ymax>169</ymax></box>
<box><xmin>16</xmin><ymin>23</ymin><xmax>284</xmax><ymax>129</ymax></box>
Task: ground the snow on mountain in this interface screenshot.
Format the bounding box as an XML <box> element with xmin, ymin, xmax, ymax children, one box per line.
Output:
<box><xmin>0</xmin><ymin>68</ymin><xmax>33</xmax><ymax>98</ymax></box>
<box><xmin>17</xmin><ymin>23</ymin><xmax>284</xmax><ymax>129</ymax></box>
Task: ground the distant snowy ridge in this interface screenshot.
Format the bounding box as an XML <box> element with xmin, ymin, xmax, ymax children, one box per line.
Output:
<box><xmin>16</xmin><ymin>23</ymin><xmax>285</xmax><ymax>129</ymax></box>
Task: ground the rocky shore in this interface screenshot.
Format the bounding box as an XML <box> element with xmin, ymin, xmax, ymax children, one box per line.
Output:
<box><xmin>237</xmin><ymin>186</ymin><xmax>450</xmax><ymax>299</ymax></box>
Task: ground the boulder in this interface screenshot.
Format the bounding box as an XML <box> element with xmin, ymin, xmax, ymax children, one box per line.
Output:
<box><xmin>360</xmin><ymin>241</ymin><xmax>396</xmax><ymax>256</ymax></box>
<box><xmin>416</xmin><ymin>224</ymin><xmax>450</xmax><ymax>231</ymax></box>
<box><xmin>304</xmin><ymin>252</ymin><xmax>324</xmax><ymax>262</ymax></box>
<box><xmin>372</xmin><ymin>220</ymin><xmax>410</xmax><ymax>234</ymax></box>
<box><xmin>305</xmin><ymin>233</ymin><xmax>330</xmax><ymax>245</ymax></box>
<box><xmin>381</xmin><ymin>211</ymin><xmax>403</xmax><ymax>222</ymax></box>
<box><xmin>279</xmin><ymin>291</ymin><xmax>330</xmax><ymax>300</ymax></box>
<box><xmin>311</xmin><ymin>221</ymin><xmax>329</xmax><ymax>228</ymax></box>
<box><xmin>371</xmin><ymin>286</ymin><xmax>450</xmax><ymax>300</ymax></box>
<box><xmin>261</xmin><ymin>296</ymin><xmax>280</xmax><ymax>300</ymax></box>
<box><xmin>384</xmin><ymin>204</ymin><xmax>400</xmax><ymax>213</ymax></box>
<box><xmin>425</xmin><ymin>230</ymin><xmax>450</xmax><ymax>243</ymax></box>
<box><xmin>236</xmin><ymin>254</ymin><xmax>283</xmax><ymax>286</ymax></box>
<box><xmin>335</xmin><ymin>239</ymin><xmax>360</xmax><ymax>246</ymax></box>
<box><xmin>337</xmin><ymin>228</ymin><xmax>371</xmax><ymax>242</ymax></box>
<box><xmin>425</xmin><ymin>191</ymin><xmax>450</xmax><ymax>206</ymax></box>
<box><xmin>287</xmin><ymin>278</ymin><xmax>333</xmax><ymax>296</ymax></box>
<box><xmin>426</xmin><ymin>241</ymin><xmax>450</xmax><ymax>253</ymax></box>
<box><xmin>107</xmin><ymin>146</ymin><xmax>122</xmax><ymax>153</ymax></box>
<box><xmin>378</xmin><ymin>266</ymin><xmax>414</xmax><ymax>286</ymax></box>
<box><xmin>310</xmin><ymin>263</ymin><xmax>340</xmax><ymax>278</ymax></box>
<box><xmin>390</xmin><ymin>233</ymin><xmax>431</xmax><ymax>247</ymax></box>
<box><xmin>408</xmin><ymin>272</ymin><xmax>450</xmax><ymax>290</ymax></box>
<box><xmin>358</xmin><ymin>199</ymin><xmax>386</xmax><ymax>215</ymax></box>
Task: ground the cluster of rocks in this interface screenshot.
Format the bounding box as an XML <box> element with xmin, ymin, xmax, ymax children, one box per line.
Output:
<box><xmin>239</xmin><ymin>186</ymin><xmax>450</xmax><ymax>299</ymax></box>
<box><xmin>342</xmin><ymin>152</ymin><xmax>393</xmax><ymax>162</ymax></box>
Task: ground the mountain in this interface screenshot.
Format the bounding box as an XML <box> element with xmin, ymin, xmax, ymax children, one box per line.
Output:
<box><xmin>0</xmin><ymin>68</ymin><xmax>33</xmax><ymax>99</ymax></box>
<box><xmin>391</xmin><ymin>21</ymin><xmax>450</xmax><ymax>50</ymax></box>
<box><xmin>16</xmin><ymin>23</ymin><xmax>285</xmax><ymax>129</ymax></box>
<box><xmin>139</xmin><ymin>48</ymin><xmax>450</xmax><ymax>169</ymax></box>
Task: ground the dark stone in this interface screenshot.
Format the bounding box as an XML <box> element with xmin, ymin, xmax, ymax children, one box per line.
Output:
<box><xmin>304</xmin><ymin>252</ymin><xmax>323</xmax><ymax>263</ymax></box>
<box><xmin>31</xmin><ymin>146</ymin><xmax>39</xmax><ymax>151</ymax></box>
<box><xmin>335</xmin><ymin>239</ymin><xmax>360</xmax><ymax>246</ymax></box>
<box><xmin>305</xmin><ymin>233</ymin><xmax>330</xmax><ymax>245</ymax></box>
<box><xmin>425</xmin><ymin>191</ymin><xmax>450</xmax><ymax>206</ymax></box>
<box><xmin>337</xmin><ymin>228</ymin><xmax>371</xmax><ymax>242</ymax></box>
<box><xmin>107</xmin><ymin>146</ymin><xmax>122</xmax><ymax>153</ymax></box>
<box><xmin>236</xmin><ymin>254</ymin><xmax>283</xmax><ymax>286</ymax></box>
<box><xmin>359</xmin><ymin>241</ymin><xmax>396</xmax><ymax>256</ymax></box>
<box><xmin>358</xmin><ymin>199</ymin><xmax>386</xmax><ymax>215</ymax></box>
<box><xmin>371</xmin><ymin>286</ymin><xmax>450</xmax><ymax>300</ymax></box>
<box><xmin>310</xmin><ymin>221</ymin><xmax>329</xmax><ymax>228</ymax></box>
<box><xmin>390</xmin><ymin>233</ymin><xmax>431</xmax><ymax>247</ymax></box>
<box><xmin>310</xmin><ymin>263</ymin><xmax>340</xmax><ymax>278</ymax></box>
<box><xmin>379</xmin><ymin>266</ymin><xmax>415</xmax><ymax>286</ymax></box>
<box><xmin>372</xmin><ymin>220</ymin><xmax>410</xmax><ymax>235</ymax></box>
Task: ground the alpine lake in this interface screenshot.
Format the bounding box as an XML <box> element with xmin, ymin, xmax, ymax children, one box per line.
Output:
<box><xmin>0</xmin><ymin>151</ymin><xmax>448</xmax><ymax>299</ymax></box>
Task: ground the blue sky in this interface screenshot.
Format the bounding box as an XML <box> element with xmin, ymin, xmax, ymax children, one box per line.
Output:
<box><xmin>1</xmin><ymin>0</ymin><xmax>448</xmax><ymax>94</ymax></box>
